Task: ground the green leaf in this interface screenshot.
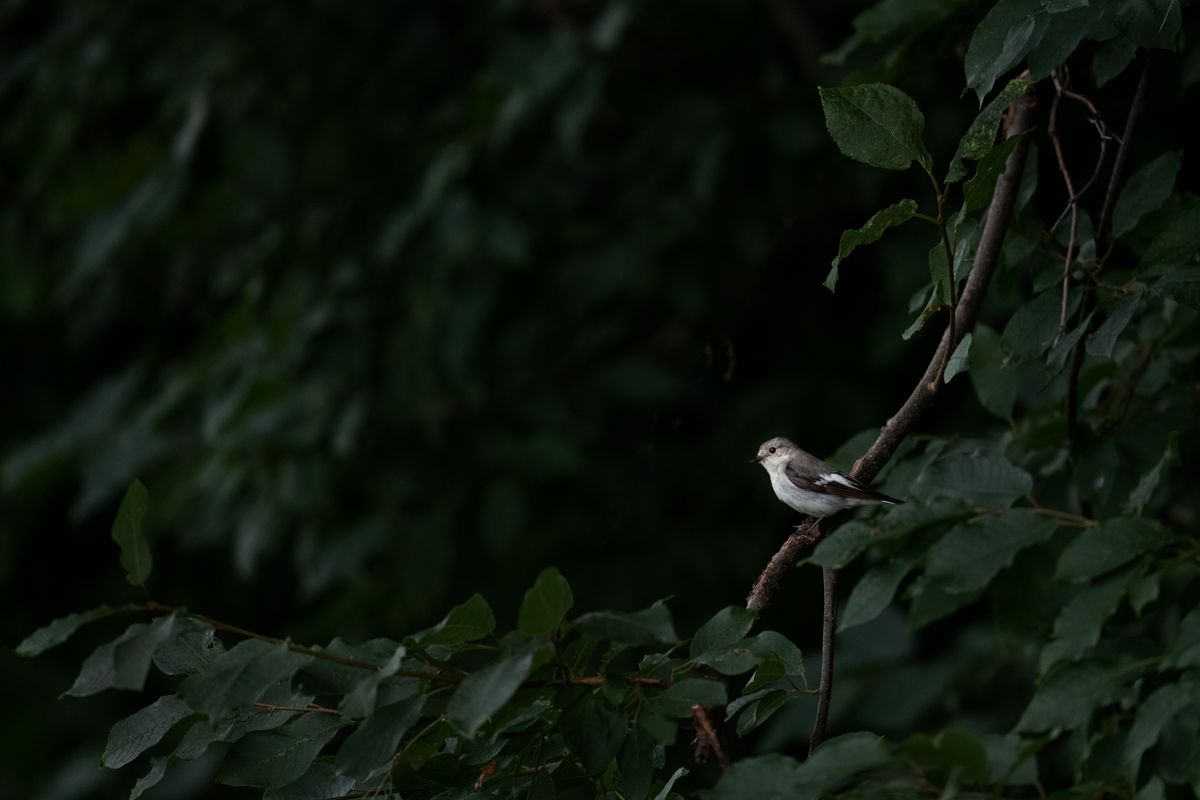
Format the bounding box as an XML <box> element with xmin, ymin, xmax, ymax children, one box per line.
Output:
<box><xmin>692</xmin><ymin>643</ymin><xmax>761</xmax><ymax>676</ymax></box>
<box><xmin>264</xmin><ymin>761</ymin><xmax>356</xmax><ymax>800</ymax></box>
<box><xmin>943</xmin><ymin>333</ymin><xmax>972</xmax><ymax>383</ymax></box>
<box><xmin>16</xmin><ymin>604</ymin><xmax>124</xmax><ymax>657</ymax></box>
<box><xmin>947</xmin><ymin>78</ymin><xmax>1030</xmax><ymax>182</ymax></box>
<box><xmin>446</xmin><ymin>648</ymin><xmax>535</xmax><ymax>736</ymax></box>
<box><xmin>1016</xmin><ymin>662</ymin><xmax>1135</xmax><ymax>732</ymax></box>
<box><xmin>1126</xmin><ymin>433</ymin><xmax>1179</xmax><ymax>514</ymax></box>
<box><xmin>1140</xmin><ymin>196</ymin><xmax>1200</xmax><ymax>273</ymax></box>
<box><xmin>151</xmin><ymin>683</ymin><xmax>316</xmax><ymax>791</ymax></box>
<box><xmin>824</xmin><ymin>199</ymin><xmax>918</xmax><ymax>292</ymax></box>
<box><xmin>823</xmin><ymin>0</ymin><xmax>964</xmax><ymax>67</ymax></box>
<box><xmin>130</xmin><ymin>759</ymin><xmax>169</xmax><ymax>799</ymax></box>
<box><xmin>1113</xmin><ymin>152</ymin><xmax>1182</xmax><ymax>238</ymax></box>
<box><xmin>1046</xmin><ymin>309</ymin><xmax>1096</xmax><ymax>373</ymax></box>
<box><xmin>961</xmin><ymin>134</ymin><xmax>1023</xmax><ymax>215</ymax></box>
<box><xmin>908</xmin><ymin>576</ymin><xmax>981</xmax><ymax>629</ymax></box>
<box><xmin>102</xmin><ymin>694</ymin><xmax>193</xmax><ymax>769</ymax></box>
<box><xmin>1128</xmin><ymin>571</ymin><xmax>1160</xmax><ymax>616</ymax></box>
<box><xmin>1152</xmin><ymin>268</ymin><xmax>1200</xmax><ymax>309</ymax></box>
<box><xmin>809</xmin><ymin>521</ymin><xmax>878</xmax><ymax>568</ymax></box>
<box><xmin>690</xmin><ymin>606</ymin><xmax>757</xmax><ymax>659</ymax></box>
<box><xmin>178</xmin><ymin>639</ymin><xmax>313</xmax><ymax>719</ymax></box>
<box><xmin>1094</xmin><ymin>36</ymin><xmax>1138</xmax><ymax>87</ymax></box>
<box><xmin>818</xmin><ymin>84</ymin><xmax>933</xmax><ymax>173</ymax></box>
<box><xmin>655</xmin><ymin>678</ymin><xmax>727</xmax><ymax>717</ymax></box>
<box><xmin>1163</xmin><ymin>607</ymin><xmax>1200</xmax><ymax>668</ymax></box>
<box><xmin>703</xmin><ymin>753</ymin><xmax>803</xmax><ymax>799</ymax></box>
<box><xmin>1114</xmin><ymin>0</ymin><xmax>1180</xmax><ymax>50</ymax></box>
<box><xmin>654</xmin><ymin>766</ymin><xmax>689</xmax><ymax>800</ymax></box>
<box><xmin>562</xmin><ymin>691</ymin><xmax>628</xmax><ymax>775</ymax></box>
<box><xmin>981</xmin><ymin>733</ymin><xmax>1039</xmax><ymax>785</ymax></box>
<box><xmin>744</xmin><ymin>631</ymin><xmax>806</xmax><ymax>693</ymax></box>
<box><xmin>112</xmin><ymin>479</ymin><xmax>153</xmax><ymax>587</ymax></box>
<box><xmin>66</xmin><ymin>615</ymin><xmax>179</xmax><ymax>697</ymax></box>
<box><xmin>1136</xmin><ymin>777</ymin><xmax>1167</xmax><ymax>800</ymax></box>
<box><xmin>839</xmin><ymin>558</ymin><xmax>916</xmax><ymax>631</ymax></box>
<box><xmin>914</xmin><ymin>452</ymin><xmax>1032</xmax><ymax>508</ymax></box>
<box><xmin>900</xmin><ymin>730</ymin><xmax>989</xmax><ymax>784</ymax></box>
<box><xmin>617</xmin><ymin>725</ymin><xmax>656</xmax><ymax>800</ymax></box>
<box><xmin>1124</xmin><ymin>682</ymin><xmax>1193</xmax><ymax>775</ymax></box>
<box><xmin>732</xmin><ymin>689</ymin><xmax>792</xmax><ymax>736</ymax></box>
<box><xmin>1039</xmin><ymin>573</ymin><xmax>1129</xmax><ymax>673</ymax></box>
<box><xmin>1027</xmin><ymin>6</ymin><xmax>1095</xmax><ymax>79</ymax></box>
<box><xmin>518</xmin><ymin>567</ymin><xmax>574</xmax><ymax>637</ymax></box>
<box><xmin>1056</xmin><ymin>517</ymin><xmax>1178</xmax><ymax>582</ymax></box>
<box><xmin>219</xmin><ymin>713</ymin><xmax>346</xmax><ymax>789</ymax></box>
<box><xmin>151</xmin><ymin>617</ymin><xmax>225</xmax><ymax>676</ymax></box>
<box><xmin>925</xmin><ymin>510</ymin><xmax>1058</xmax><ymax>594</ymax></box>
<box><xmin>968</xmin><ymin>324</ymin><xmax>1017</xmax><ymax>418</ymax></box>
<box><xmin>574</xmin><ymin>599</ymin><xmax>678</xmax><ymax>646</ymax></box>
<box><xmin>413</xmin><ymin>594</ymin><xmax>495</xmax><ymax>647</ymax></box>
<box><xmin>796</xmin><ymin>732</ymin><xmax>892</xmax><ymax>792</ymax></box>
<box><xmin>964</xmin><ymin>0</ymin><xmax>1047</xmax><ymax>102</ymax></box>
<box><xmin>335</xmin><ymin>695</ymin><xmax>424</xmax><ymax>782</ymax></box>
<box><xmin>1003</xmin><ymin>289</ymin><xmax>1065</xmax><ymax>361</ymax></box>
<box><xmin>337</xmin><ymin>644</ymin><xmax>407</xmax><ymax>718</ymax></box>
<box><xmin>1086</xmin><ymin>286</ymin><xmax>1145</xmax><ymax>357</ymax></box>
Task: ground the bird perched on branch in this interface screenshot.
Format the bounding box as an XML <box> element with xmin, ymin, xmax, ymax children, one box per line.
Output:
<box><xmin>753</xmin><ymin>436</ymin><xmax>903</xmax><ymax>518</ymax></box>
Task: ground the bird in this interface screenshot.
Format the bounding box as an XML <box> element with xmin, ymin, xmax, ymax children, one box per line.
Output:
<box><xmin>753</xmin><ymin>436</ymin><xmax>903</xmax><ymax>518</ymax></box>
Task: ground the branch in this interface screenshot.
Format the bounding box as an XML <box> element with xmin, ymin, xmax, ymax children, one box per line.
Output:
<box><xmin>745</xmin><ymin>89</ymin><xmax>1037</xmax><ymax>755</ymax></box>
<box><xmin>692</xmin><ymin>704</ymin><xmax>730</xmax><ymax>771</ymax></box>
<box><xmin>849</xmin><ymin>89</ymin><xmax>1037</xmax><ymax>485</ymax></box>
<box><xmin>139</xmin><ymin>603</ymin><xmax>672</xmax><ymax>690</ymax></box>
<box><xmin>808</xmin><ymin>567</ymin><xmax>838</xmax><ymax>753</ymax></box>
<box><xmin>1049</xmin><ymin>71</ymin><xmax>1079</xmax><ymax>332</ymax></box>
<box><xmin>1067</xmin><ymin>52</ymin><xmax>1152</xmax><ymax>446</ymax></box>
<box><xmin>1097</xmin><ymin>52</ymin><xmax>1152</xmax><ymax>254</ymax></box>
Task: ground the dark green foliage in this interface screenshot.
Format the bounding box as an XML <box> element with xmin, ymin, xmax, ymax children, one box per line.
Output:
<box><xmin>8</xmin><ymin>0</ymin><xmax>1200</xmax><ymax>797</ymax></box>
<box><xmin>25</xmin><ymin>563</ymin><xmax>810</xmax><ymax>798</ymax></box>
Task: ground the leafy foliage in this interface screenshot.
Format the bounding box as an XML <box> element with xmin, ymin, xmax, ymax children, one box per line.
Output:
<box><xmin>8</xmin><ymin>0</ymin><xmax>1200</xmax><ymax>798</ymax></box>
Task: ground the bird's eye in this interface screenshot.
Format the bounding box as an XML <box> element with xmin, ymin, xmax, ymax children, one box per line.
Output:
<box><xmin>768</xmin><ymin>447</ymin><xmax>776</xmax><ymax>454</ymax></box>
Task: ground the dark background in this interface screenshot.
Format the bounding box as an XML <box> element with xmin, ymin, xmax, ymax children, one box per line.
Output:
<box><xmin>1</xmin><ymin>1</ymin><xmax>1183</xmax><ymax>797</ymax></box>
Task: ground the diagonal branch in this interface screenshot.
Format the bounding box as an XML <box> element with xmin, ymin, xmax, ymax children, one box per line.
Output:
<box><xmin>746</xmin><ymin>86</ymin><xmax>1037</xmax><ymax>752</ymax></box>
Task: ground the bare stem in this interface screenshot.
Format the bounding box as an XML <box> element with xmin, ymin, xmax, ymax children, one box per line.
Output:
<box><xmin>1067</xmin><ymin>51</ymin><xmax>1152</xmax><ymax>446</ymax></box>
<box><xmin>808</xmin><ymin>567</ymin><xmax>838</xmax><ymax>753</ymax></box>
<box><xmin>138</xmin><ymin>602</ymin><xmax>671</xmax><ymax>690</ymax></box>
<box><xmin>934</xmin><ymin>181</ymin><xmax>958</xmax><ymax>386</ymax></box>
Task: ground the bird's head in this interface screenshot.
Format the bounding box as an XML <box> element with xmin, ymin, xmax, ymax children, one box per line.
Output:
<box><xmin>754</xmin><ymin>436</ymin><xmax>797</xmax><ymax>467</ymax></box>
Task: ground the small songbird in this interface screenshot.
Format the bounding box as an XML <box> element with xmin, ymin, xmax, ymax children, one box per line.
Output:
<box><xmin>754</xmin><ymin>436</ymin><xmax>903</xmax><ymax>518</ymax></box>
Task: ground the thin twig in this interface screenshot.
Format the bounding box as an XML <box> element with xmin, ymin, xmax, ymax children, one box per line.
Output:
<box><xmin>1049</xmin><ymin>70</ymin><xmax>1079</xmax><ymax>332</ymax></box>
<box><xmin>1067</xmin><ymin>51</ymin><xmax>1152</xmax><ymax>447</ymax></box>
<box><xmin>254</xmin><ymin>702</ymin><xmax>341</xmax><ymax>715</ymax></box>
<box><xmin>808</xmin><ymin>567</ymin><xmax>838</xmax><ymax>753</ymax></box>
<box><xmin>1097</xmin><ymin>52</ymin><xmax>1152</xmax><ymax>254</ymax></box>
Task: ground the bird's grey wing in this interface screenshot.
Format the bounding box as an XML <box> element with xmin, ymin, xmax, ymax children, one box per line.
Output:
<box><xmin>784</xmin><ymin>462</ymin><xmax>902</xmax><ymax>504</ymax></box>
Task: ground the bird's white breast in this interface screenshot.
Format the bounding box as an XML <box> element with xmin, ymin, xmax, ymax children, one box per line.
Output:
<box><xmin>767</xmin><ymin>466</ymin><xmax>870</xmax><ymax>518</ymax></box>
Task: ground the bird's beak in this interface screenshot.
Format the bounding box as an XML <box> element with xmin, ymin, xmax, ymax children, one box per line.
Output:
<box><xmin>750</xmin><ymin>456</ymin><xmax>762</xmax><ymax>463</ymax></box>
